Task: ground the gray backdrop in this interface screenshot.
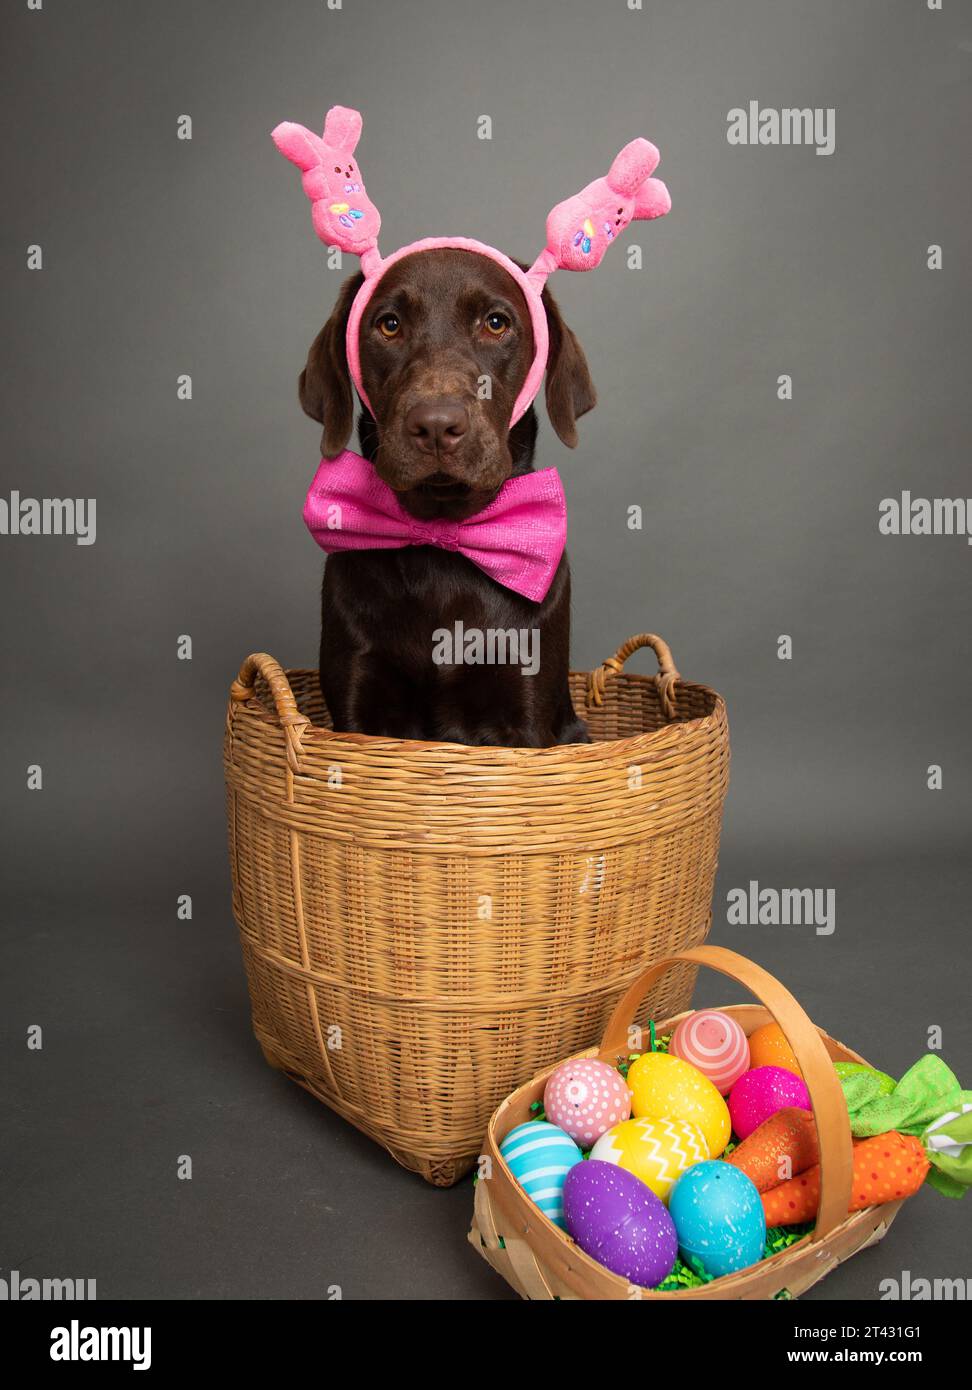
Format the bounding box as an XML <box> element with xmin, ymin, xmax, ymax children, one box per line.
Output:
<box><xmin>2</xmin><ymin>0</ymin><xmax>969</xmax><ymax>1300</ymax></box>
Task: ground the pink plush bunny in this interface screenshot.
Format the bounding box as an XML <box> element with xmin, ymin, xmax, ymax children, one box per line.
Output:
<box><xmin>539</xmin><ymin>137</ymin><xmax>671</xmax><ymax>274</ymax></box>
<box><xmin>271</xmin><ymin>106</ymin><xmax>381</xmax><ymax>265</ymax></box>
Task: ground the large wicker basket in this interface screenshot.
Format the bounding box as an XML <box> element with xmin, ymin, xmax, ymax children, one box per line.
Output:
<box><xmin>224</xmin><ymin>634</ymin><xmax>729</xmax><ymax>1186</ymax></box>
<box><xmin>471</xmin><ymin>945</ymin><xmax>906</xmax><ymax>1299</ymax></box>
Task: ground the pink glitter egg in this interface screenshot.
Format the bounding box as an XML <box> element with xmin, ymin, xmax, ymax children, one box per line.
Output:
<box><xmin>728</xmin><ymin>1065</ymin><xmax>811</xmax><ymax>1141</ymax></box>
<box><xmin>543</xmin><ymin>1058</ymin><xmax>632</xmax><ymax>1147</ymax></box>
<box><xmin>669</xmin><ymin>1010</ymin><xmax>751</xmax><ymax>1094</ymax></box>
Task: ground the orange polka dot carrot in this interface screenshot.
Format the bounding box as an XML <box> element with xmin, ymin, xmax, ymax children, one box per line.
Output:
<box><xmin>727</xmin><ymin>1107</ymin><xmax>819</xmax><ymax>1192</ymax></box>
<box><xmin>762</xmin><ymin>1132</ymin><xmax>930</xmax><ymax>1225</ymax></box>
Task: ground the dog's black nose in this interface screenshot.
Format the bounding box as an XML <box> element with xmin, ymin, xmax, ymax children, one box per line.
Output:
<box><xmin>405</xmin><ymin>400</ymin><xmax>469</xmax><ymax>455</ymax></box>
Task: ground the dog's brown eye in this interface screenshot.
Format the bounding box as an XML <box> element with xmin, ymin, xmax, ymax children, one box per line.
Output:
<box><xmin>377</xmin><ymin>314</ymin><xmax>401</xmax><ymax>339</ymax></box>
<box><xmin>484</xmin><ymin>312</ymin><xmax>510</xmax><ymax>337</ymax></box>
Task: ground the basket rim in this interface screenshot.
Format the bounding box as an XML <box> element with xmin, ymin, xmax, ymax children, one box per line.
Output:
<box><xmin>482</xmin><ymin>1001</ymin><xmax>886</xmax><ymax>1299</ymax></box>
<box><xmin>237</xmin><ymin>666</ymin><xmax>728</xmax><ymax>760</ymax></box>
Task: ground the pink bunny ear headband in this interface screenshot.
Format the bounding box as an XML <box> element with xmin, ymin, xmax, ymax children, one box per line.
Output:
<box><xmin>272</xmin><ymin>106</ymin><xmax>671</xmax><ymax>428</ymax></box>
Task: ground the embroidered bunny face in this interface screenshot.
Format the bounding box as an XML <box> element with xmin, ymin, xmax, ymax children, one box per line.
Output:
<box><xmin>272</xmin><ymin>106</ymin><xmax>671</xmax><ymax>425</ymax></box>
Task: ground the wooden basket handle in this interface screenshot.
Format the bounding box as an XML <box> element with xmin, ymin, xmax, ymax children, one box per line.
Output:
<box><xmin>586</xmin><ymin>633</ymin><xmax>681</xmax><ymax>719</ymax></box>
<box><xmin>229</xmin><ymin>652</ymin><xmax>309</xmax><ymax>774</ymax></box>
<box><xmin>599</xmin><ymin>944</ymin><xmax>854</xmax><ymax>1242</ymax></box>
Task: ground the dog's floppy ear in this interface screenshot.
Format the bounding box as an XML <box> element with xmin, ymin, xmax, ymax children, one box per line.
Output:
<box><xmin>299</xmin><ymin>271</ymin><xmax>364</xmax><ymax>458</ymax></box>
<box><xmin>541</xmin><ymin>284</ymin><xmax>597</xmax><ymax>448</ymax></box>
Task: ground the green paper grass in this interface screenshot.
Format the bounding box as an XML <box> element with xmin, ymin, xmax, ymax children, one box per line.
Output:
<box><xmin>653</xmin><ymin>1223</ymin><xmax>811</xmax><ymax>1293</ymax></box>
<box><xmin>656</xmin><ymin>1253</ymin><xmax>714</xmax><ymax>1291</ymax></box>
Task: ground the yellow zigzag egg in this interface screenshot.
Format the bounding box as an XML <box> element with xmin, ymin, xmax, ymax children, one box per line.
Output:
<box><xmin>590</xmin><ymin>1116</ymin><xmax>710</xmax><ymax>1201</ymax></box>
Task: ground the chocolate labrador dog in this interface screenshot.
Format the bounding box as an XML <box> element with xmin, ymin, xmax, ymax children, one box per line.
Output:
<box><xmin>299</xmin><ymin>247</ymin><xmax>595</xmax><ymax>745</ymax></box>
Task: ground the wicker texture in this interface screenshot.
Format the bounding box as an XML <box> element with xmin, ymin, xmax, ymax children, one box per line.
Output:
<box><xmin>470</xmin><ymin>946</ymin><xmax>905</xmax><ymax>1299</ymax></box>
<box><xmin>224</xmin><ymin>635</ymin><xmax>730</xmax><ymax>1185</ymax></box>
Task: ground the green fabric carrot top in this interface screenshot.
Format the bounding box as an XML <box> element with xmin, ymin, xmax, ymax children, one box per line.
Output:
<box><xmin>839</xmin><ymin>1054</ymin><xmax>972</xmax><ymax>1199</ymax></box>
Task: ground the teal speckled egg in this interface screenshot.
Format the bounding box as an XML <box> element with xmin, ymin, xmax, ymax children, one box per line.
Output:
<box><xmin>668</xmin><ymin>1160</ymin><xmax>766</xmax><ymax>1278</ymax></box>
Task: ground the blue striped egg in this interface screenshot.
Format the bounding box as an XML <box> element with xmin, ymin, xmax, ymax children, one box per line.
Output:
<box><xmin>499</xmin><ymin>1121</ymin><xmax>583</xmax><ymax>1228</ymax></box>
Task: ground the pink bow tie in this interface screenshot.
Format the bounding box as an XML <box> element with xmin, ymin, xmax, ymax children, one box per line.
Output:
<box><xmin>302</xmin><ymin>450</ymin><xmax>567</xmax><ymax>603</ymax></box>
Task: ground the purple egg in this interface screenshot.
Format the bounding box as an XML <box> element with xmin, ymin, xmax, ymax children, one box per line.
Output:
<box><xmin>563</xmin><ymin>1160</ymin><xmax>677</xmax><ymax>1287</ymax></box>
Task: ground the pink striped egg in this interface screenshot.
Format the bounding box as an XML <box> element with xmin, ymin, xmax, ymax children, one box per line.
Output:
<box><xmin>669</xmin><ymin>1011</ymin><xmax>750</xmax><ymax>1095</ymax></box>
<box><xmin>543</xmin><ymin>1058</ymin><xmax>632</xmax><ymax>1147</ymax></box>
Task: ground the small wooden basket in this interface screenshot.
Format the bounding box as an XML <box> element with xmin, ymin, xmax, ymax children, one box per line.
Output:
<box><xmin>471</xmin><ymin>945</ymin><xmax>907</xmax><ymax>1299</ymax></box>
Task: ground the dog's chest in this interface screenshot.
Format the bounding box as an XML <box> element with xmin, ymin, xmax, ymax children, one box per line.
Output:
<box><xmin>327</xmin><ymin>547</ymin><xmax>550</xmax><ymax>665</ymax></box>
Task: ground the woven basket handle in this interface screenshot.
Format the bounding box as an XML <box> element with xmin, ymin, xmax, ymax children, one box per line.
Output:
<box><xmin>586</xmin><ymin>632</ymin><xmax>681</xmax><ymax>719</ymax></box>
<box><xmin>229</xmin><ymin>652</ymin><xmax>309</xmax><ymax>774</ymax></box>
<box><xmin>599</xmin><ymin>944</ymin><xmax>854</xmax><ymax>1242</ymax></box>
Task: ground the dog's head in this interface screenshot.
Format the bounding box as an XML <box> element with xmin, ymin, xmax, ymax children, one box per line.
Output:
<box><xmin>299</xmin><ymin>248</ymin><xmax>595</xmax><ymax>520</ymax></box>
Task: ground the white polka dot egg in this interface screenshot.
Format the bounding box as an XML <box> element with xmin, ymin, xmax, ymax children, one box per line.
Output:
<box><xmin>543</xmin><ymin>1058</ymin><xmax>632</xmax><ymax>1146</ymax></box>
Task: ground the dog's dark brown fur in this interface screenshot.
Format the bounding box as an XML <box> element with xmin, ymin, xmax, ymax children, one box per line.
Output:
<box><xmin>299</xmin><ymin>247</ymin><xmax>595</xmax><ymax>745</ymax></box>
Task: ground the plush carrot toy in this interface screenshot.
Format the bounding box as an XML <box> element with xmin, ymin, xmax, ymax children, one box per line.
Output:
<box><xmin>727</xmin><ymin>1107</ymin><xmax>819</xmax><ymax>1192</ymax></box>
<box><xmin>762</xmin><ymin>1132</ymin><xmax>929</xmax><ymax>1225</ymax></box>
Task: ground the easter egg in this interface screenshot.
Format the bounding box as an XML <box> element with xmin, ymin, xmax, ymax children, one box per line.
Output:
<box><xmin>590</xmin><ymin>1116</ymin><xmax>709</xmax><ymax>1201</ymax></box>
<box><xmin>627</xmin><ymin>1052</ymin><xmax>732</xmax><ymax>1157</ymax></box>
<box><xmin>747</xmin><ymin>1022</ymin><xmax>803</xmax><ymax>1079</ymax></box>
<box><xmin>543</xmin><ymin>1058</ymin><xmax>631</xmax><ymax>1146</ymax></box>
<box><xmin>670</xmin><ymin>1010</ymin><xmax>751</xmax><ymax>1093</ymax></box>
<box><xmin>834</xmin><ymin>1061</ymin><xmax>896</xmax><ymax>1095</ymax></box>
<box><xmin>499</xmin><ymin>1121</ymin><xmax>583</xmax><ymax>1229</ymax></box>
<box><xmin>563</xmin><ymin>1160</ymin><xmax>678</xmax><ymax>1287</ymax></box>
<box><xmin>669</xmin><ymin>1160</ymin><xmax>766</xmax><ymax>1278</ymax></box>
<box><xmin>729</xmin><ymin>1066</ymin><xmax>811</xmax><ymax>1141</ymax></box>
